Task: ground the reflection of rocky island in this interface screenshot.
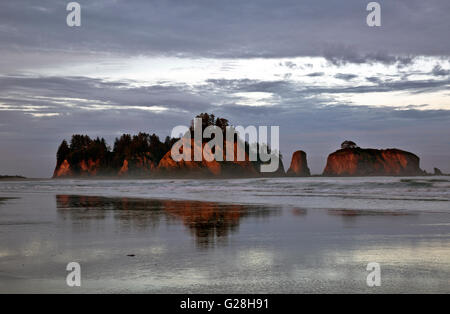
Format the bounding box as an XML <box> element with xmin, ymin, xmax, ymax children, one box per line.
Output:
<box><xmin>56</xmin><ymin>195</ymin><xmax>278</xmax><ymax>247</ymax></box>
<box><xmin>323</xmin><ymin>141</ymin><xmax>425</xmax><ymax>176</ymax></box>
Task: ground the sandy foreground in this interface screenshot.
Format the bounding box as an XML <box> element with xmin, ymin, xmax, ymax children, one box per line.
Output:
<box><xmin>0</xmin><ymin>179</ymin><xmax>449</xmax><ymax>293</ymax></box>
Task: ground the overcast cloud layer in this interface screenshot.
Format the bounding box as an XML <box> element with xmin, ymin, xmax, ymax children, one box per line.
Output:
<box><xmin>0</xmin><ymin>0</ymin><xmax>449</xmax><ymax>176</ymax></box>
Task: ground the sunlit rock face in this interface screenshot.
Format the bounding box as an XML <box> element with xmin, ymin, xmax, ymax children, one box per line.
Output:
<box><xmin>118</xmin><ymin>154</ymin><xmax>157</xmax><ymax>177</ymax></box>
<box><xmin>53</xmin><ymin>160</ymin><xmax>72</xmax><ymax>177</ymax></box>
<box><xmin>79</xmin><ymin>159</ymin><xmax>101</xmax><ymax>176</ymax></box>
<box><xmin>53</xmin><ymin>159</ymin><xmax>102</xmax><ymax>178</ymax></box>
<box><xmin>286</xmin><ymin>150</ymin><xmax>310</xmax><ymax>177</ymax></box>
<box><xmin>323</xmin><ymin>147</ymin><xmax>424</xmax><ymax>176</ymax></box>
<box><xmin>53</xmin><ymin>156</ymin><xmax>157</xmax><ymax>178</ymax></box>
<box><xmin>156</xmin><ymin>138</ymin><xmax>258</xmax><ymax>178</ymax></box>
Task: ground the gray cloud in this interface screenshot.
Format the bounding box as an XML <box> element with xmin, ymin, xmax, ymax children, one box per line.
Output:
<box><xmin>323</xmin><ymin>47</ymin><xmax>416</xmax><ymax>67</ymax></box>
<box><xmin>306</xmin><ymin>72</ymin><xmax>325</xmax><ymax>77</ymax></box>
<box><xmin>334</xmin><ymin>73</ymin><xmax>358</xmax><ymax>81</ymax></box>
<box><xmin>205</xmin><ymin>76</ymin><xmax>450</xmax><ymax>98</ymax></box>
<box><xmin>431</xmin><ymin>64</ymin><xmax>450</xmax><ymax>76</ymax></box>
<box><xmin>0</xmin><ymin>75</ymin><xmax>210</xmax><ymax>113</ymax></box>
<box><xmin>1</xmin><ymin>0</ymin><xmax>450</xmax><ymax>70</ymax></box>
<box><xmin>366</xmin><ymin>77</ymin><xmax>382</xmax><ymax>84</ymax></box>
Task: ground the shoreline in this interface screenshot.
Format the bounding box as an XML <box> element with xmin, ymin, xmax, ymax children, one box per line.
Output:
<box><xmin>25</xmin><ymin>173</ymin><xmax>450</xmax><ymax>181</ymax></box>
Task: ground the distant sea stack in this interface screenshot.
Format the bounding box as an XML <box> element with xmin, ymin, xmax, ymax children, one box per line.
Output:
<box><xmin>0</xmin><ymin>175</ymin><xmax>26</xmax><ymax>180</ymax></box>
<box><xmin>286</xmin><ymin>150</ymin><xmax>310</xmax><ymax>177</ymax></box>
<box><xmin>323</xmin><ymin>141</ymin><xmax>424</xmax><ymax>176</ymax></box>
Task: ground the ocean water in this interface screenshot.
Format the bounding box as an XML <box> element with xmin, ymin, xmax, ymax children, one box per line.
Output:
<box><xmin>0</xmin><ymin>176</ymin><xmax>449</xmax><ymax>293</ymax></box>
<box><xmin>1</xmin><ymin>176</ymin><xmax>449</xmax><ymax>212</ymax></box>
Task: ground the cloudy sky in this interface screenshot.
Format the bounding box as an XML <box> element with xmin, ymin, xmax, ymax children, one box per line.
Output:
<box><xmin>0</xmin><ymin>0</ymin><xmax>449</xmax><ymax>177</ymax></box>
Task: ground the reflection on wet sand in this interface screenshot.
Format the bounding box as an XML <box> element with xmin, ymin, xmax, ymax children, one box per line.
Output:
<box><xmin>291</xmin><ymin>208</ymin><xmax>307</xmax><ymax>216</ymax></box>
<box><xmin>0</xmin><ymin>197</ymin><xmax>16</xmax><ymax>206</ymax></box>
<box><xmin>327</xmin><ymin>209</ymin><xmax>415</xmax><ymax>217</ymax></box>
<box><xmin>326</xmin><ymin>208</ymin><xmax>417</xmax><ymax>227</ymax></box>
<box><xmin>56</xmin><ymin>195</ymin><xmax>279</xmax><ymax>248</ymax></box>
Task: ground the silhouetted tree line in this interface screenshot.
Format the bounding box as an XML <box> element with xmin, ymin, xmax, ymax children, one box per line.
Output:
<box><xmin>112</xmin><ymin>133</ymin><xmax>178</xmax><ymax>167</ymax></box>
<box><xmin>56</xmin><ymin>133</ymin><xmax>178</xmax><ymax>173</ymax></box>
<box><xmin>56</xmin><ymin>136</ymin><xmax>109</xmax><ymax>166</ymax></box>
<box><xmin>189</xmin><ymin>113</ymin><xmax>229</xmax><ymax>135</ymax></box>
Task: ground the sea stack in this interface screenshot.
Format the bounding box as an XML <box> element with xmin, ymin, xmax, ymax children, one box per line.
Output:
<box><xmin>323</xmin><ymin>141</ymin><xmax>424</xmax><ymax>176</ymax></box>
<box><xmin>287</xmin><ymin>150</ymin><xmax>311</xmax><ymax>177</ymax></box>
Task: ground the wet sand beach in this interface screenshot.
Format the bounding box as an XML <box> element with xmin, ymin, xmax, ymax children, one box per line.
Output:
<box><xmin>0</xmin><ymin>177</ymin><xmax>449</xmax><ymax>293</ymax></box>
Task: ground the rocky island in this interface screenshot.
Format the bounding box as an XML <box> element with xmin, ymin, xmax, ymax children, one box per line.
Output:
<box><xmin>53</xmin><ymin>113</ymin><xmax>283</xmax><ymax>178</ymax></box>
<box><xmin>323</xmin><ymin>141</ymin><xmax>425</xmax><ymax>176</ymax></box>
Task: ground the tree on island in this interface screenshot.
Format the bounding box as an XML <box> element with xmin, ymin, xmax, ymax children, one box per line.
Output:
<box><xmin>56</xmin><ymin>140</ymin><xmax>70</xmax><ymax>165</ymax></box>
<box><xmin>341</xmin><ymin>140</ymin><xmax>359</xmax><ymax>149</ymax></box>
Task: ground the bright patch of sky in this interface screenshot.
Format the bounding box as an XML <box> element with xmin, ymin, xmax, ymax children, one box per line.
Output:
<box><xmin>32</xmin><ymin>56</ymin><xmax>450</xmax><ymax>110</ymax></box>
